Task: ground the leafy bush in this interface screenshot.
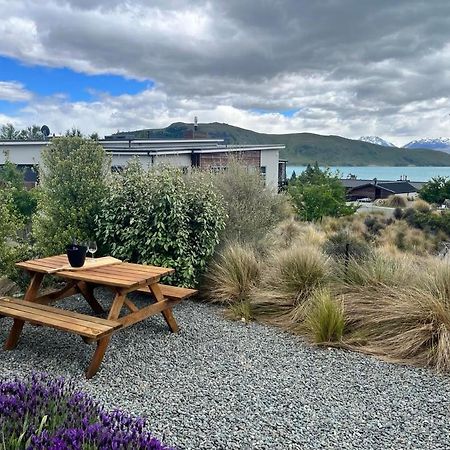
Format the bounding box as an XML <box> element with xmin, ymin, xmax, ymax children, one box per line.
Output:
<box><xmin>0</xmin><ymin>373</ymin><xmax>172</xmax><ymax>449</ymax></box>
<box><xmin>203</xmin><ymin>242</ymin><xmax>260</xmax><ymax>304</ymax></box>
<box><xmin>0</xmin><ymin>188</ymin><xmax>22</xmax><ymax>275</ymax></box>
<box><xmin>288</xmin><ymin>162</ymin><xmax>355</xmax><ymax>221</ymax></box>
<box><xmin>323</xmin><ymin>231</ymin><xmax>370</xmax><ymax>261</ymax></box>
<box><xmin>304</xmin><ymin>289</ymin><xmax>345</xmax><ymax>343</ymax></box>
<box><xmin>419</xmin><ymin>176</ymin><xmax>450</xmax><ymax>205</ymax></box>
<box><xmin>97</xmin><ymin>162</ymin><xmax>225</xmax><ymax>287</ymax></box>
<box><xmin>213</xmin><ymin>160</ymin><xmax>291</xmax><ymax>244</ymax></box>
<box><xmin>0</xmin><ymin>160</ymin><xmax>37</xmax><ymax>221</ymax></box>
<box><xmin>33</xmin><ymin>137</ymin><xmax>110</xmax><ymax>256</ymax></box>
<box><xmin>403</xmin><ymin>207</ymin><xmax>450</xmax><ymax>236</ymax></box>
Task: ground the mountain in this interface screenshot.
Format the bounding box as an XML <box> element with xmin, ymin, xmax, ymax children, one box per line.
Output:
<box><xmin>403</xmin><ymin>138</ymin><xmax>450</xmax><ymax>154</ymax></box>
<box><xmin>108</xmin><ymin>122</ymin><xmax>450</xmax><ymax>166</ymax></box>
<box><xmin>359</xmin><ymin>136</ymin><xmax>395</xmax><ymax>147</ymax></box>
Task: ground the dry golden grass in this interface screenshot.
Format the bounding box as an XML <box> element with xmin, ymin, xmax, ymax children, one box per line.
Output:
<box><xmin>382</xmin><ymin>195</ymin><xmax>407</xmax><ymax>208</ymax></box>
<box><xmin>334</xmin><ymin>248</ymin><xmax>420</xmax><ymax>291</ymax></box>
<box><xmin>423</xmin><ymin>258</ymin><xmax>450</xmax><ymax>301</ymax></box>
<box><xmin>378</xmin><ymin>220</ymin><xmax>436</xmax><ymax>255</ymax></box>
<box><xmin>251</xmin><ymin>244</ymin><xmax>330</xmax><ymax>317</ymax></box>
<box><xmin>412</xmin><ymin>198</ymin><xmax>431</xmax><ymax>213</ymax></box>
<box><xmin>203</xmin><ymin>242</ymin><xmax>260</xmax><ymax>304</ymax></box>
<box><xmin>343</xmin><ymin>285</ymin><xmax>450</xmax><ymax>372</ymax></box>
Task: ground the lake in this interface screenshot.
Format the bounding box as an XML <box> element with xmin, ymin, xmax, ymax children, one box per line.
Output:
<box><xmin>287</xmin><ymin>166</ymin><xmax>450</xmax><ymax>182</ymax></box>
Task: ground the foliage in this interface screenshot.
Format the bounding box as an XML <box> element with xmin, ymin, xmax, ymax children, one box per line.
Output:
<box><xmin>0</xmin><ymin>160</ymin><xmax>38</xmax><ymax>220</ymax></box>
<box><xmin>304</xmin><ymin>289</ymin><xmax>345</xmax><ymax>343</ymax></box>
<box><xmin>288</xmin><ymin>163</ymin><xmax>355</xmax><ymax>221</ymax></box>
<box><xmin>323</xmin><ymin>231</ymin><xmax>370</xmax><ymax>261</ymax></box>
<box><xmin>0</xmin><ymin>373</ymin><xmax>172</xmax><ymax>450</ymax></box>
<box><xmin>419</xmin><ymin>176</ymin><xmax>450</xmax><ymax>205</ymax></box>
<box><xmin>203</xmin><ymin>242</ymin><xmax>260</xmax><ymax>304</ymax></box>
<box><xmin>393</xmin><ymin>207</ymin><xmax>403</xmax><ymax>220</ymax></box>
<box><xmin>403</xmin><ymin>207</ymin><xmax>450</xmax><ymax>236</ymax></box>
<box><xmin>0</xmin><ymin>123</ymin><xmax>45</xmax><ymax>140</ymax></box>
<box><xmin>0</xmin><ymin>188</ymin><xmax>23</xmax><ymax>278</ymax></box>
<box><xmin>97</xmin><ymin>162</ymin><xmax>225</xmax><ymax>287</ymax></box>
<box><xmin>213</xmin><ymin>160</ymin><xmax>291</xmax><ymax>244</ymax></box>
<box><xmin>33</xmin><ymin>137</ymin><xmax>110</xmax><ymax>256</ymax></box>
<box><xmin>251</xmin><ymin>244</ymin><xmax>330</xmax><ymax>316</ymax></box>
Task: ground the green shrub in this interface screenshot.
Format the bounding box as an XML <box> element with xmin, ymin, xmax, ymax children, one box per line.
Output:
<box><xmin>33</xmin><ymin>137</ymin><xmax>110</xmax><ymax>255</ymax></box>
<box><xmin>0</xmin><ymin>188</ymin><xmax>23</xmax><ymax>277</ymax></box>
<box><xmin>213</xmin><ymin>159</ymin><xmax>291</xmax><ymax>244</ymax></box>
<box><xmin>0</xmin><ymin>160</ymin><xmax>37</xmax><ymax>221</ymax></box>
<box><xmin>97</xmin><ymin>162</ymin><xmax>226</xmax><ymax>287</ymax></box>
<box><xmin>304</xmin><ymin>289</ymin><xmax>345</xmax><ymax>343</ymax></box>
<box><xmin>323</xmin><ymin>231</ymin><xmax>370</xmax><ymax>261</ymax></box>
<box><xmin>203</xmin><ymin>242</ymin><xmax>260</xmax><ymax>304</ymax></box>
<box><xmin>393</xmin><ymin>207</ymin><xmax>403</xmax><ymax>220</ymax></box>
<box><xmin>288</xmin><ymin>162</ymin><xmax>355</xmax><ymax>221</ymax></box>
<box><xmin>419</xmin><ymin>176</ymin><xmax>450</xmax><ymax>205</ymax></box>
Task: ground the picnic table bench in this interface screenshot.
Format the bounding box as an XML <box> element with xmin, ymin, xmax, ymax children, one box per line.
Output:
<box><xmin>0</xmin><ymin>255</ymin><xmax>197</xmax><ymax>378</ymax></box>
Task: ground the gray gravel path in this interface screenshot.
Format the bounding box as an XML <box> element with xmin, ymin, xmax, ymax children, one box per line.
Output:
<box><xmin>1</xmin><ymin>290</ymin><xmax>450</xmax><ymax>450</ymax></box>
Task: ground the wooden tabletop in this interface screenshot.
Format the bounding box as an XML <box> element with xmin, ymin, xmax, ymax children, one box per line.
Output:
<box><xmin>16</xmin><ymin>255</ymin><xmax>175</xmax><ymax>289</ymax></box>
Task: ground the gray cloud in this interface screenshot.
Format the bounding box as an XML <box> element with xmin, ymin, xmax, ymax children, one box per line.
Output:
<box><xmin>0</xmin><ymin>0</ymin><xmax>450</xmax><ymax>143</ymax></box>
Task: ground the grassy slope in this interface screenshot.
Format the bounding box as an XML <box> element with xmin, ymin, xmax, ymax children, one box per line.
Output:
<box><xmin>112</xmin><ymin>122</ymin><xmax>450</xmax><ymax>166</ymax></box>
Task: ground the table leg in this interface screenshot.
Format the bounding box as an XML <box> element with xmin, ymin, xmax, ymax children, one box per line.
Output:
<box><xmin>86</xmin><ymin>335</ymin><xmax>111</xmax><ymax>379</ymax></box>
<box><xmin>85</xmin><ymin>290</ymin><xmax>125</xmax><ymax>378</ymax></box>
<box><xmin>77</xmin><ymin>281</ymin><xmax>104</xmax><ymax>315</ymax></box>
<box><xmin>149</xmin><ymin>283</ymin><xmax>179</xmax><ymax>333</ymax></box>
<box><xmin>4</xmin><ymin>272</ymin><xmax>44</xmax><ymax>350</ymax></box>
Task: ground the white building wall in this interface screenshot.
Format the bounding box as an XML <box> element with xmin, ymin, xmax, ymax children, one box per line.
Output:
<box><xmin>260</xmin><ymin>148</ymin><xmax>279</xmax><ymax>189</ymax></box>
<box><xmin>0</xmin><ymin>143</ymin><xmax>45</xmax><ymax>165</ymax></box>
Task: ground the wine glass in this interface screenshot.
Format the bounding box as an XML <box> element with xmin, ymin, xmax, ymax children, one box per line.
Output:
<box><xmin>88</xmin><ymin>241</ymin><xmax>97</xmax><ymax>259</ymax></box>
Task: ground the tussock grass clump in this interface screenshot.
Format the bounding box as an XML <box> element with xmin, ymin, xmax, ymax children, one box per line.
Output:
<box><xmin>378</xmin><ymin>221</ymin><xmax>436</xmax><ymax>255</ymax></box>
<box><xmin>343</xmin><ymin>285</ymin><xmax>450</xmax><ymax>372</ymax></box>
<box><xmin>203</xmin><ymin>242</ymin><xmax>260</xmax><ymax>304</ymax></box>
<box><xmin>251</xmin><ymin>244</ymin><xmax>330</xmax><ymax>316</ymax></box>
<box><xmin>335</xmin><ymin>249</ymin><xmax>418</xmax><ymax>290</ymax></box>
<box><xmin>413</xmin><ymin>198</ymin><xmax>431</xmax><ymax>213</ymax></box>
<box><xmin>423</xmin><ymin>259</ymin><xmax>450</xmax><ymax>301</ymax></box>
<box><xmin>324</xmin><ymin>230</ymin><xmax>370</xmax><ymax>261</ymax></box>
<box><xmin>303</xmin><ymin>289</ymin><xmax>345</xmax><ymax>343</ymax></box>
<box><xmin>383</xmin><ymin>195</ymin><xmax>407</xmax><ymax>208</ymax></box>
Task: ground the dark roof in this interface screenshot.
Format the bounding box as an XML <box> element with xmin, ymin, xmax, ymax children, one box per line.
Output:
<box><xmin>347</xmin><ymin>180</ymin><xmax>417</xmax><ymax>194</ymax></box>
<box><xmin>340</xmin><ymin>178</ymin><xmax>423</xmax><ymax>192</ymax></box>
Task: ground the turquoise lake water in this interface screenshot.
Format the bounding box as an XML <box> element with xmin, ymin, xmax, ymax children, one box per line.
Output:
<box><xmin>287</xmin><ymin>166</ymin><xmax>450</xmax><ymax>182</ymax></box>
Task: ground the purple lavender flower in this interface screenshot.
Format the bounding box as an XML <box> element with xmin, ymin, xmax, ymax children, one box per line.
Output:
<box><xmin>0</xmin><ymin>373</ymin><xmax>175</xmax><ymax>450</ymax></box>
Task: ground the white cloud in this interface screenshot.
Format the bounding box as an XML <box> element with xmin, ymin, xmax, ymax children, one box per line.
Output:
<box><xmin>0</xmin><ymin>81</ymin><xmax>33</xmax><ymax>102</ymax></box>
<box><xmin>1</xmin><ymin>0</ymin><xmax>450</xmax><ymax>144</ymax></box>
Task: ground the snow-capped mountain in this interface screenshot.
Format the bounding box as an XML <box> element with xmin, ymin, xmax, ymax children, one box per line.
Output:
<box><xmin>359</xmin><ymin>136</ymin><xmax>396</xmax><ymax>147</ymax></box>
<box><xmin>403</xmin><ymin>138</ymin><xmax>450</xmax><ymax>153</ymax></box>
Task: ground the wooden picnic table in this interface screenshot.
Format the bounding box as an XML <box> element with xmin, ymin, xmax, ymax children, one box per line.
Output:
<box><xmin>0</xmin><ymin>255</ymin><xmax>197</xmax><ymax>378</ymax></box>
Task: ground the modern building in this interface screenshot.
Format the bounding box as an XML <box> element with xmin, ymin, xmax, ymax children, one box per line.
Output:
<box><xmin>0</xmin><ymin>138</ymin><xmax>286</xmax><ymax>189</ymax></box>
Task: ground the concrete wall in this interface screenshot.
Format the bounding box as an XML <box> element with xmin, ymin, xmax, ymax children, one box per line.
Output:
<box><xmin>0</xmin><ymin>142</ymin><xmax>45</xmax><ymax>165</ymax></box>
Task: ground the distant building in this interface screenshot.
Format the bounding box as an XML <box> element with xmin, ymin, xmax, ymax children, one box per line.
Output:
<box><xmin>341</xmin><ymin>178</ymin><xmax>419</xmax><ymax>200</ymax></box>
<box><xmin>0</xmin><ymin>138</ymin><xmax>286</xmax><ymax>189</ymax></box>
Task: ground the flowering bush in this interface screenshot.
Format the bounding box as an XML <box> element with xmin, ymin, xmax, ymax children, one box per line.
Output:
<box><xmin>0</xmin><ymin>373</ymin><xmax>173</xmax><ymax>450</ymax></box>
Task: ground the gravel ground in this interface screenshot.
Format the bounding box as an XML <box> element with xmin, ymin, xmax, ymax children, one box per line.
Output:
<box><xmin>1</xmin><ymin>290</ymin><xmax>450</xmax><ymax>450</ymax></box>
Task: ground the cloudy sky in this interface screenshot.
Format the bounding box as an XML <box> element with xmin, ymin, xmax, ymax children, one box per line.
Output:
<box><xmin>0</xmin><ymin>0</ymin><xmax>449</xmax><ymax>144</ymax></box>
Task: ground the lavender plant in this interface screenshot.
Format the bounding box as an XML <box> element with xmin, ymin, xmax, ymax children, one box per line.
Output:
<box><xmin>0</xmin><ymin>373</ymin><xmax>173</xmax><ymax>450</ymax></box>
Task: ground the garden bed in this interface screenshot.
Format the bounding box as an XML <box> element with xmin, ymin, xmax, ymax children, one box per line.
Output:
<box><xmin>1</xmin><ymin>292</ymin><xmax>449</xmax><ymax>449</ymax></box>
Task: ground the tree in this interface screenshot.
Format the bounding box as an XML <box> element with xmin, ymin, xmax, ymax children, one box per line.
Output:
<box><xmin>290</xmin><ymin>170</ymin><xmax>297</xmax><ymax>181</ymax></box>
<box><xmin>419</xmin><ymin>176</ymin><xmax>450</xmax><ymax>205</ymax></box>
<box><xmin>0</xmin><ymin>123</ymin><xmax>21</xmax><ymax>139</ymax></box>
<box><xmin>33</xmin><ymin>136</ymin><xmax>110</xmax><ymax>255</ymax></box>
<box><xmin>0</xmin><ymin>160</ymin><xmax>37</xmax><ymax>220</ymax></box>
<box><xmin>65</xmin><ymin>128</ymin><xmax>83</xmax><ymax>137</ymax></box>
<box><xmin>288</xmin><ymin>162</ymin><xmax>355</xmax><ymax>221</ymax></box>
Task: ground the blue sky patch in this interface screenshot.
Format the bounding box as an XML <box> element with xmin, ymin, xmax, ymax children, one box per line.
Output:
<box><xmin>0</xmin><ymin>56</ymin><xmax>152</xmax><ymax>104</ymax></box>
